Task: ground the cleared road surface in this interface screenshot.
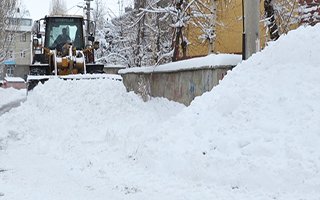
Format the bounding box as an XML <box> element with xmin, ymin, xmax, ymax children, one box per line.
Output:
<box><xmin>0</xmin><ymin>98</ymin><xmax>26</xmax><ymax>116</ymax></box>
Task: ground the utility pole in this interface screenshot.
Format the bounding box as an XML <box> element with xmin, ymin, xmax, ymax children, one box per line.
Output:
<box><xmin>84</xmin><ymin>0</ymin><xmax>93</xmax><ymax>45</ymax></box>
<box><xmin>243</xmin><ymin>0</ymin><xmax>260</xmax><ymax>60</ymax></box>
<box><xmin>242</xmin><ymin>0</ymin><xmax>246</xmax><ymax>60</ymax></box>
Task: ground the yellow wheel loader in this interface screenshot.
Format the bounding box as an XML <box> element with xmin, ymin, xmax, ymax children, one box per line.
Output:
<box><xmin>27</xmin><ymin>15</ymin><xmax>107</xmax><ymax>90</ymax></box>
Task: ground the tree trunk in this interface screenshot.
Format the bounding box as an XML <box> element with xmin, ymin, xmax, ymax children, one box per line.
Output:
<box><xmin>0</xmin><ymin>0</ymin><xmax>18</xmax><ymax>63</ymax></box>
<box><xmin>155</xmin><ymin>10</ymin><xmax>160</xmax><ymax>63</ymax></box>
<box><xmin>172</xmin><ymin>0</ymin><xmax>187</xmax><ymax>61</ymax></box>
<box><xmin>208</xmin><ymin>0</ymin><xmax>217</xmax><ymax>54</ymax></box>
<box><xmin>134</xmin><ymin>0</ymin><xmax>146</xmax><ymax>67</ymax></box>
<box><xmin>264</xmin><ymin>0</ymin><xmax>280</xmax><ymax>41</ymax></box>
<box><xmin>172</xmin><ymin>28</ymin><xmax>181</xmax><ymax>62</ymax></box>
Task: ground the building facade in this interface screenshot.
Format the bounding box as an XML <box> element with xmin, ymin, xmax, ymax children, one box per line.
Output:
<box><xmin>0</xmin><ymin>18</ymin><xmax>32</xmax><ymax>80</ymax></box>
<box><xmin>186</xmin><ymin>0</ymin><xmax>309</xmax><ymax>58</ymax></box>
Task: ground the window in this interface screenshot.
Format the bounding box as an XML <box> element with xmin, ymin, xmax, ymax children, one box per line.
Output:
<box><xmin>20</xmin><ymin>50</ymin><xmax>26</xmax><ymax>58</ymax></box>
<box><xmin>8</xmin><ymin>18</ymin><xmax>32</xmax><ymax>26</ymax></box>
<box><xmin>20</xmin><ymin>33</ymin><xmax>27</xmax><ymax>42</ymax></box>
<box><xmin>8</xmin><ymin>34</ymin><xmax>14</xmax><ymax>42</ymax></box>
<box><xmin>8</xmin><ymin>51</ymin><xmax>14</xmax><ymax>59</ymax></box>
<box><xmin>20</xmin><ymin>19</ymin><xmax>32</xmax><ymax>26</ymax></box>
<box><xmin>6</xmin><ymin>65</ymin><xmax>15</xmax><ymax>77</ymax></box>
<box><xmin>45</xmin><ymin>17</ymin><xmax>84</xmax><ymax>50</ymax></box>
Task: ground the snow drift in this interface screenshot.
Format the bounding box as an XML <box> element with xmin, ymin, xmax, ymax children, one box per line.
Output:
<box><xmin>143</xmin><ymin>24</ymin><xmax>320</xmax><ymax>199</ymax></box>
<box><xmin>1</xmin><ymin>25</ymin><xmax>320</xmax><ymax>200</ymax></box>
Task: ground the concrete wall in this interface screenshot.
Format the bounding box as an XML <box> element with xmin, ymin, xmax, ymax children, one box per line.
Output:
<box><xmin>121</xmin><ymin>66</ymin><xmax>233</xmax><ymax>106</ymax></box>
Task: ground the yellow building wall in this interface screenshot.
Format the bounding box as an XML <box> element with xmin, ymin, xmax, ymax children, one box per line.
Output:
<box><xmin>185</xmin><ymin>22</ymin><xmax>210</xmax><ymax>57</ymax></box>
<box><xmin>186</xmin><ymin>0</ymin><xmax>264</xmax><ymax>56</ymax></box>
<box><xmin>214</xmin><ymin>0</ymin><xmax>268</xmax><ymax>54</ymax></box>
<box><xmin>186</xmin><ymin>0</ymin><xmax>300</xmax><ymax>57</ymax></box>
<box><xmin>185</xmin><ymin>0</ymin><xmax>211</xmax><ymax>57</ymax></box>
<box><xmin>214</xmin><ymin>0</ymin><xmax>243</xmax><ymax>54</ymax></box>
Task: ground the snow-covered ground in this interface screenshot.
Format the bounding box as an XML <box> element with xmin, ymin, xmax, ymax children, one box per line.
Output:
<box><xmin>1</xmin><ymin>24</ymin><xmax>320</xmax><ymax>200</ymax></box>
<box><xmin>0</xmin><ymin>87</ymin><xmax>26</xmax><ymax>108</ymax></box>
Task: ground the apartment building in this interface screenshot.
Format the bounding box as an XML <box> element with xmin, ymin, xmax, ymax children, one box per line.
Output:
<box><xmin>0</xmin><ymin>18</ymin><xmax>33</xmax><ymax>80</ymax></box>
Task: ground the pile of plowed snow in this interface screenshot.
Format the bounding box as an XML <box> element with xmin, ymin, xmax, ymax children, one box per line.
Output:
<box><xmin>1</xmin><ymin>24</ymin><xmax>320</xmax><ymax>200</ymax></box>
<box><xmin>0</xmin><ymin>78</ymin><xmax>184</xmax><ymax>145</ymax></box>
<box><xmin>142</xmin><ymin>25</ymin><xmax>320</xmax><ymax>199</ymax></box>
<box><xmin>0</xmin><ymin>78</ymin><xmax>186</xmax><ymax>200</ymax></box>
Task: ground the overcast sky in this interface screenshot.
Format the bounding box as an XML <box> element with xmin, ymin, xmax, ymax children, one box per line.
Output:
<box><xmin>23</xmin><ymin>0</ymin><xmax>132</xmax><ymax>21</ymax></box>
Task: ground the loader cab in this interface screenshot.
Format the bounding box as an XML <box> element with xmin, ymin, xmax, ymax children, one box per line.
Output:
<box><xmin>44</xmin><ymin>16</ymin><xmax>85</xmax><ymax>50</ymax></box>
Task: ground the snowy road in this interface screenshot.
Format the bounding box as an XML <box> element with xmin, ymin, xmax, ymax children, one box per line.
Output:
<box><xmin>0</xmin><ymin>98</ymin><xmax>26</xmax><ymax>116</ymax></box>
<box><xmin>0</xmin><ymin>88</ymin><xmax>26</xmax><ymax>116</ymax></box>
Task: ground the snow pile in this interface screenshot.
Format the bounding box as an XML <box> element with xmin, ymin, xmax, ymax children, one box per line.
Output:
<box><xmin>0</xmin><ymin>87</ymin><xmax>26</xmax><ymax>108</ymax></box>
<box><xmin>141</xmin><ymin>25</ymin><xmax>320</xmax><ymax>199</ymax></box>
<box><xmin>0</xmin><ymin>77</ymin><xmax>184</xmax><ymax>142</ymax></box>
<box><xmin>0</xmin><ymin>78</ymin><xmax>185</xmax><ymax>200</ymax></box>
<box><xmin>1</xmin><ymin>24</ymin><xmax>320</xmax><ymax>200</ymax></box>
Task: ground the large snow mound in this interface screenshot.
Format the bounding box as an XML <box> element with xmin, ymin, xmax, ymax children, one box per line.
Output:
<box><xmin>142</xmin><ymin>25</ymin><xmax>320</xmax><ymax>199</ymax></box>
<box><xmin>0</xmin><ymin>78</ymin><xmax>184</xmax><ymax>140</ymax></box>
<box><xmin>0</xmin><ymin>24</ymin><xmax>320</xmax><ymax>200</ymax></box>
<box><xmin>0</xmin><ymin>78</ymin><xmax>185</xmax><ymax>200</ymax></box>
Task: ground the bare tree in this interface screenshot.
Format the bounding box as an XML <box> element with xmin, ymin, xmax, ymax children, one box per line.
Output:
<box><xmin>133</xmin><ymin>0</ymin><xmax>173</xmax><ymax>65</ymax></box>
<box><xmin>96</xmin><ymin>0</ymin><xmax>216</xmax><ymax>67</ymax></box>
<box><xmin>50</xmin><ymin>0</ymin><xmax>67</xmax><ymax>15</ymax></box>
<box><xmin>93</xmin><ymin>0</ymin><xmax>107</xmax><ymax>30</ymax></box>
<box><xmin>264</xmin><ymin>0</ymin><xmax>280</xmax><ymax>41</ymax></box>
<box><xmin>201</xmin><ymin>0</ymin><xmax>217</xmax><ymax>54</ymax></box>
<box><xmin>171</xmin><ymin>0</ymin><xmax>188</xmax><ymax>61</ymax></box>
<box><xmin>133</xmin><ymin>0</ymin><xmax>147</xmax><ymax>66</ymax></box>
<box><xmin>299</xmin><ymin>0</ymin><xmax>320</xmax><ymax>26</ymax></box>
<box><xmin>271</xmin><ymin>0</ymin><xmax>299</xmax><ymax>35</ymax></box>
<box><xmin>264</xmin><ymin>0</ymin><xmax>320</xmax><ymax>41</ymax></box>
<box><xmin>0</xmin><ymin>0</ymin><xmax>23</xmax><ymax>64</ymax></box>
<box><xmin>139</xmin><ymin>0</ymin><xmax>217</xmax><ymax>61</ymax></box>
<box><xmin>0</xmin><ymin>0</ymin><xmax>29</xmax><ymax>80</ymax></box>
<box><xmin>170</xmin><ymin>0</ymin><xmax>218</xmax><ymax>60</ymax></box>
<box><xmin>96</xmin><ymin>12</ymin><xmax>138</xmax><ymax>67</ymax></box>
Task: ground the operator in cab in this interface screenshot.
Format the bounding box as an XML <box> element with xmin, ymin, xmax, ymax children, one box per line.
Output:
<box><xmin>52</xmin><ymin>27</ymin><xmax>71</xmax><ymax>51</ymax></box>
